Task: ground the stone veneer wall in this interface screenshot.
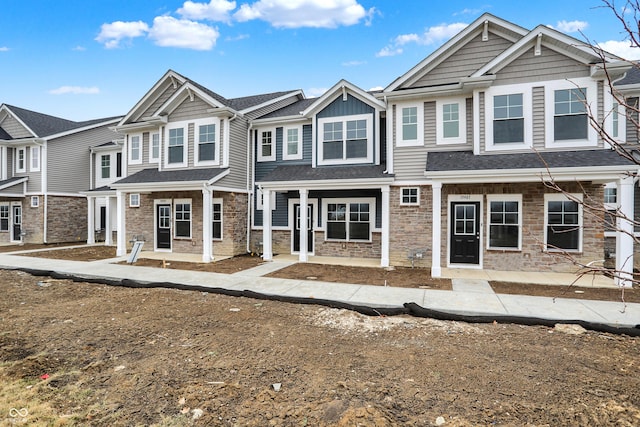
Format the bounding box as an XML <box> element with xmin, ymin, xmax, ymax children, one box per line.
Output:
<box><xmin>389</xmin><ymin>186</ymin><xmax>432</xmax><ymax>268</ymax></box>
<box><xmin>126</xmin><ymin>191</ymin><xmax>247</xmax><ymax>257</ymax></box>
<box><xmin>46</xmin><ymin>195</ymin><xmax>87</xmax><ymax>243</ymax></box>
<box><xmin>441</xmin><ymin>182</ymin><xmax>604</xmax><ymax>273</ymax></box>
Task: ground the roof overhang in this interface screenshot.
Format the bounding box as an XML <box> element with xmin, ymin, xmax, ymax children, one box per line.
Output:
<box><xmin>111</xmin><ymin>168</ymin><xmax>230</xmax><ymax>192</ymax></box>
<box><xmin>258</xmin><ymin>176</ymin><xmax>394</xmax><ymax>191</ymax></box>
<box><xmin>0</xmin><ymin>177</ymin><xmax>28</xmax><ymax>192</ymax></box>
<box><xmin>112</xmin><ymin>116</ymin><xmax>167</xmax><ymax>132</ymax></box>
<box><xmin>378</xmin><ymin>75</ymin><xmax>495</xmax><ymax>102</ymax></box>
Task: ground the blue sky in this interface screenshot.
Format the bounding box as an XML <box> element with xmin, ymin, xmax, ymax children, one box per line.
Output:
<box><xmin>0</xmin><ymin>0</ymin><xmax>637</xmax><ymax>121</ymax></box>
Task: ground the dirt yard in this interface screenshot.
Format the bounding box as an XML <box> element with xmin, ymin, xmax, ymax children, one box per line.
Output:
<box><xmin>0</xmin><ymin>269</ymin><xmax>639</xmax><ymax>426</ymax></box>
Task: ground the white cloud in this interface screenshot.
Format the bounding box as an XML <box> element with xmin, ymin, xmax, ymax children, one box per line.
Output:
<box><xmin>454</xmin><ymin>8</ymin><xmax>482</xmax><ymax>16</ymax></box>
<box><xmin>234</xmin><ymin>0</ymin><xmax>373</xmax><ymax>28</ymax></box>
<box><xmin>553</xmin><ymin>20</ymin><xmax>588</xmax><ymax>33</ymax></box>
<box><xmin>0</xmin><ymin>47</ymin><xmax>9</xmax><ymax>52</ymax></box>
<box><xmin>225</xmin><ymin>33</ymin><xmax>250</xmax><ymax>41</ymax></box>
<box><xmin>148</xmin><ymin>16</ymin><xmax>220</xmax><ymax>50</ymax></box>
<box><xmin>377</xmin><ymin>22</ymin><xmax>466</xmax><ymax>58</ymax></box>
<box><xmin>306</xmin><ymin>87</ymin><xmax>327</xmax><ymax>97</ymax></box>
<box><xmin>342</xmin><ymin>60</ymin><xmax>366</xmax><ymax>67</ymax></box>
<box><xmin>72</xmin><ymin>46</ymin><xmax>86</xmax><ymax>51</ymax></box>
<box><xmin>49</xmin><ymin>86</ymin><xmax>100</xmax><ymax>95</ymax></box>
<box><xmin>95</xmin><ymin>21</ymin><xmax>149</xmax><ymax>48</ymax></box>
<box><xmin>368</xmin><ymin>85</ymin><xmax>383</xmax><ymax>92</ymax></box>
<box><xmin>598</xmin><ymin>40</ymin><xmax>640</xmax><ymax>60</ymax></box>
<box><xmin>178</xmin><ymin>0</ymin><xmax>236</xmax><ymax>23</ymax></box>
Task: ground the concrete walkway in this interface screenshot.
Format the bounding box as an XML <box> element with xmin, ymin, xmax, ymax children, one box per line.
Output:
<box><xmin>0</xmin><ymin>252</ymin><xmax>638</xmax><ymax>330</ymax></box>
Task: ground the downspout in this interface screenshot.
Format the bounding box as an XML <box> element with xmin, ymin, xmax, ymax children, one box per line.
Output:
<box><xmin>246</xmin><ymin>122</ymin><xmax>254</xmax><ymax>253</ymax></box>
<box><xmin>41</xmin><ymin>140</ymin><xmax>48</xmax><ymax>243</ymax></box>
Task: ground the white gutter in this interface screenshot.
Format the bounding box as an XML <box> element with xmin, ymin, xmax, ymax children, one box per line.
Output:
<box><xmin>246</xmin><ymin>122</ymin><xmax>254</xmax><ymax>253</ymax></box>
<box><xmin>258</xmin><ymin>177</ymin><xmax>394</xmax><ymax>191</ymax></box>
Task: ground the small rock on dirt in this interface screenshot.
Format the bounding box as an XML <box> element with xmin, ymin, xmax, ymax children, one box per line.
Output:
<box><xmin>554</xmin><ymin>324</ymin><xmax>587</xmax><ymax>335</ymax></box>
<box><xmin>435</xmin><ymin>415</ymin><xmax>446</xmax><ymax>425</ymax></box>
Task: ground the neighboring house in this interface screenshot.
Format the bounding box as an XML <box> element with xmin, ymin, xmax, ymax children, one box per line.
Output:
<box><xmin>378</xmin><ymin>13</ymin><xmax>637</xmax><ymax>285</ymax></box>
<box><xmin>110</xmin><ymin>70</ymin><xmax>305</xmax><ymax>261</ymax></box>
<box><xmin>0</xmin><ymin>104</ymin><xmax>121</xmax><ymax>244</ymax></box>
<box><xmin>83</xmin><ymin>140</ymin><xmax>124</xmax><ymax>246</ymax></box>
<box><xmin>253</xmin><ymin>80</ymin><xmax>393</xmax><ymax>266</ymax></box>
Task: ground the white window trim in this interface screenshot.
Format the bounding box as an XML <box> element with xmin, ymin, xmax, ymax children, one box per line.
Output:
<box><xmin>173</xmin><ymin>198</ymin><xmax>192</xmax><ymax>239</ymax></box>
<box><xmin>543</xmin><ymin>193</ymin><xmax>583</xmax><ymax>253</ymax></box>
<box><xmin>400</xmin><ymin>187</ymin><xmax>420</xmax><ymax>206</ymax></box>
<box><xmin>30</xmin><ymin>196</ymin><xmax>39</xmax><ymax>208</ymax></box>
<box><xmin>149</xmin><ymin>132</ymin><xmax>160</xmax><ymax>163</ymax></box>
<box><xmin>194</xmin><ymin>118</ymin><xmax>220</xmax><ymax>166</ymax></box>
<box><xmin>212</xmin><ymin>197</ymin><xmax>223</xmax><ymax>241</ymax></box>
<box><xmin>129</xmin><ymin>193</ymin><xmax>140</xmax><ymax>208</ymax></box>
<box><xmin>485</xmin><ymin>84</ymin><xmax>532</xmax><ymax>151</ymax></box>
<box><xmin>604</xmin><ymin>89</ymin><xmax>627</xmax><ymax>147</ymax></box>
<box><xmin>436</xmin><ymin>98</ymin><xmax>467</xmax><ymax>145</ymax></box>
<box><xmin>322</xmin><ymin>197</ymin><xmax>376</xmax><ymax>242</ymax></box>
<box><xmin>30</xmin><ymin>146</ymin><xmax>40</xmax><ymax>172</ymax></box>
<box><xmin>544</xmin><ymin>77</ymin><xmax>598</xmax><ymax>148</ymax></box>
<box><xmin>164</xmin><ymin>123</ymin><xmax>188</xmax><ymax>168</ymax></box>
<box><xmin>282</xmin><ymin>125</ymin><xmax>303</xmax><ymax>161</ymax></box>
<box><xmin>257</xmin><ymin>128</ymin><xmax>276</xmax><ymax>162</ymax></box>
<box><xmin>395</xmin><ymin>102</ymin><xmax>424</xmax><ymax>147</ymax></box>
<box><xmin>317</xmin><ymin>114</ymin><xmax>374</xmax><ymax>166</ymax></box>
<box><xmin>128</xmin><ymin>133</ymin><xmax>142</xmax><ymax>165</ymax></box>
<box><xmin>15</xmin><ymin>147</ymin><xmax>26</xmax><ymax>173</ymax></box>
<box><xmin>486</xmin><ymin>194</ymin><xmax>522</xmax><ymax>251</ymax></box>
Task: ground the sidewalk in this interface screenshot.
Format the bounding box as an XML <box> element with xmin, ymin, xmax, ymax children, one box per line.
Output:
<box><xmin>0</xmin><ymin>253</ymin><xmax>638</xmax><ymax>330</ymax></box>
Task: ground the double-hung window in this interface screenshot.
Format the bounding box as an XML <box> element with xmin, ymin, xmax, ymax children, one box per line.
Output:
<box><xmin>283</xmin><ymin>126</ymin><xmax>303</xmax><ymax>160</ymax></box>
<box><xmin>16</xmin><ymin>148</ymin><xmax>25</xmax><ymax>173</ymax></box>
<box><xmin>402</xmin><ymin>107</ymin><xmax>418</xmax><ymax>140</ymax></box>
<box><xmin>101</xmin><ymin>155</ymin><xmax>110</xmax><ymax>179</ymax></box>
<box><xmin>545</xmin><ymin>194</ymin><xmax>582</xmax><ymax>252</ymax></box>
<box><xmin>197</xmin><ymin>123</ymin><xmax>216</xmax><ymax>164</ymax></box>
<box><xmin>318</xmin><ymin>115</ymin><xmax>372</xmax><ymax>165</ymax></box>
<box><xmin>258</xmin><ymin>129</ymin><xmax>275</xmax><ymax>161</ymax></box>
<box><xmin>129</xmin><ymin>134</ymin><xmax>142</xmax><ymax>164</ymax></box>
<box><xmin>493</xmin><ymin>94</ymin><xmax>524</xmax><ymax>144</ymax></box>
<box><xmin>396</xmin><ymin>103</ymin><xmax>423</xmax><ymax>146</ymax></box>
<box><xmin>212</xmin><ymin>199</ymin><xmax>223</xmax><ymax>240</ymax></box>
<box><xmin>30</xmin><ymin>146</ymin><xmax>40</xmax><ymax>171</ymax></box>
<box><xmin>436</xmin><ymin>99</ymin><xmax>466</xmax><ymax>144</ymax></box>
<box><xmin>487</xmin><ymin>195</ymin><xmax>521</xmax><ymax>250</ymax></box>
<box><xmin>325</xmin><ymin>199</ymin><xmax>373</xmax><ymax>241</ymax></box>
<box><xmin>150</xmin><ymin>132</ymin><xmax>160</xmax><ymax>163</ymax></box>
<box><xmin>0</xmin><ymin>204</ymin><xmax>8</xmax><ymax>232</ymax></box>
<box><xmin>167</xmin><ymin>127</ymin><xmax>185</xmax><ymax>166</ymax></box>
<box><xmin>554</xmin><ymin>88</ymin><xmax>587</xmax><ymax>141</ymax></box>
<box><xmin>174</xmin><ymin>200</ymin><xmax>191</xmax><ymax>238</ymax></box>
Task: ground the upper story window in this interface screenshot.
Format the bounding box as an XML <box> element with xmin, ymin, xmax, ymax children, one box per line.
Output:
<box><xmin>554</xmin><ymin>88</ymin><xmax>587</xmax><ymax>141</ymax></box>
<box><xmin>494</xmin><ymin>94</ymin><xmax>523</xmax><ymax>144</ymax></box>
<box><xmin>195</xmin><ymin>121</ymin><xmax>217</xmax><ymax>165</ymax></box>
<box><xmin>396</xmin><ymin>103</ymin><xmax>423</xmax><ymax>147</ymax></box>
<box><xmin>436</xmin><ymin>98</ymin><xmax>466</xmax><ymax>145</ymax></box>
<box><xmin>166</xmin><ymin>126</ymin><xmax>186</xmax><ymax>167</ymax></box>
<box><xmin>129</xmin><ymin>134</ymin><xmax>142</xmax><ymax>164</ymax></box>
<box><xmin>30</xmin><ymin>146</ymin><xmax>40</xmax><ymax>172</ymax></box>
<box><xmin>283</xmin><ymin>126</ymin><xmax>303</xmax><ymax>160</ymax></box>
<box><xmin>16</xmin><ymin>148</ymin><xmax>25</xmax><ymax>173</ymax></box>
<box><xmin>101</xmin><ymin>154</ymin><xmax>110</xmax><ymax>179</ymax></box>
<box><xmin>258</xmin><ymin>129</ymin><xmax>275</xmax><ymax>162</ymax></box>
<box><xmin>318</xmin><ymin>114</ymin><xmax>373</xmax><ymax>165</ymax></box>
<box><xmin>150</xmin><ymin>132</ymin><xmax>160</xmax><ymax>163</ymax></box>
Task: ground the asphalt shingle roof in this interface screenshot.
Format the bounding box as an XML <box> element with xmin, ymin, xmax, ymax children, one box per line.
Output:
<box><xmin>426</xmin><ymin>149</ymin><xmax>636</xmax><ymax>172</ymax></box>
<box><xmin>616</xmin><ymin>64</ymin><xmax>640</xmax><ymax>86</ymax></box>
<box><xmin>259</xmin><ymin>164</ymin><xmax>392</xmax><ymax>182</ymax></box>
<box><xmin>257</xmin><ymin>98</ymin><xmax>317</xmax><ymax>119</ymax></box>
<box><xmin>113</xmin><ymin>167</ymin><xmax>228</xmax><ymax>185</ymax></box>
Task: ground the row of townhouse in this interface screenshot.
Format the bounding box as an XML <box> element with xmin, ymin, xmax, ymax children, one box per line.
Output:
<box><xmin>2</xmin><ymin>13</ymin><xmax>639</xmax><ymax>285</ymax></box>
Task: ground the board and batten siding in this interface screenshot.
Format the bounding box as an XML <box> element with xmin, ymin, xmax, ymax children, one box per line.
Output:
<box><xmin>493</xmin><ymin>46</ymin><xmax>590</xmax><ymax>86</ymax></box>
<box><xmin>408</xmin><ymin>33</ymin><xmax>514</xmax><ymax>89</ymax></box>
<box><xmin>48</xmin><ymin>125</ymin><xmax>120</xmax><ymax>193</ymax></box>
<box><xmin>0</xmin><ymin>115</ymin><xmax>33</xmax><ymax>139</ymax></box>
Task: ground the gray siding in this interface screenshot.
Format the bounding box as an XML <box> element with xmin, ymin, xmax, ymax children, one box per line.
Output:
<box><xmin>627</xmin><ymin>97</ymin><xmax>639</xmax><ymax>144</ymax></box>
<box><xmin>532</xmin><ymin>86</ymin><xmax>545</xmax><ymax>150</ymax></box>
<box><xmin>0</xmin><ymin>181</ymin><xmax>25</xmax><ymax>195</ymax></box>
<box><xmin>244</xmin><ymin>94</ymin><xmax>302</xmax><ymax>121</ymax></box>
<box><xmin>409</xmin><ymin>33</ymin><xmax>513</xmax><ymax>89</ymax></box>
<box><xmin>138</xmin><ymin>81</ymin><xmax>179</xmax><ymax>120</ymax></box>
<box><xmin>494</xmin><ymin>46</ymin><xmax>590</xmax><ymax>86</ymax></box>
<box><xmin>169</xmin><ymin>97</ymin><xmax>212</xmax><ymax>122</ymax></box>
<box><xmin>1</xmin><ymin>115</ymin><xmax>32</xmax><ymax>138</ymax></box>
<box><xmin>424</xmin><ymin>101</ymin><xmax>436</xmax><ymax>147</ymax></box>
<box><xmin>48</xmin><ymin>125</ymin><xmax>119</xmax><ymax>193</ymax></box>
<box><xmin>317</xmin><ymin>94</ymin><xmax>374</xmax><ymax>118</ymax></box>
<box><xmin>216</xmin><ymin>117</ymin><xmax>249</xmax><ymax>190</ymax></box>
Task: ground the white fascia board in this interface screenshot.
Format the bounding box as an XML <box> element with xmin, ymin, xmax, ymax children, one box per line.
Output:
<box><xmin>425</xmin><ymin>166</ymin><xmax>636</xmax><ymax>184</ymax></box>
<box><xmin>240</xmin><ymin>90</ymin><xmax>305</xmax><ymax>115</ymax></box>
<box><xmin>0</xmin><ymin>137</ymin><xmax>45</xmax><ymax>145</ymax></box>
<box><xmin>90</xmin><ymin>143</ymin><xmax>122</xmax><ymax>154</ymax></box>
<box><xmin>111</xmin><ymin>181</ymin><xmax>209</xmax><ymax>192</ymax></box>
<box><xmin>379</xmin><ymin>76</ymin><xmax>495</xmax><ymax>102</ymax></box>
<box><xmin>111</xmin><ymin>117</ymin><xmax>167</xmax><ymax>133</ymax></box>
<box><xmin>48</xmin><ymin>117</ymin><xmax>123</xmax><ymax>140</ymax></box>
<box><xmin>118</xmin><ymin>70</ymin><xmax>186</xmax><ymax>126</ymax></box>
<box><xmin>591</xmin><ymin>61</ymin><xmax>633</xmax><ymax>79</ymax></box>
<box><xmin>258</xmin><ymin>177</ymin><xmax>394</xmax><ymax>191</ymax></box>
<box><xmin>153</xmin><ymin>82</ymin><xmax>226</xmax><ymax>117</ymax></box>
<box><xmin>1</xmin><ymin>105</ymin><xmax>37</xmax><ymax>137</ymax></box>
<box><xmin>302</xmin><ymin>80</ymin><xmax>386</xmax><ymax>117</ymax></box>
<box><xmin>205</xmin><ymin>106</ymin><xmax>241</xmax><ymax>119</ymax></box>
<box><xmin>385</xmin><ymin>13</ymin><xmax>528</xmax><ymax>92</ymax></box>
<box><xmin>0</xmin><ymin>177</ymin><xmax>28</xmax><ymax>190</ymax></box>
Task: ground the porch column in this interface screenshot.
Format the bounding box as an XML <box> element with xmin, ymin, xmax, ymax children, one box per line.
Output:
<box><xmin>431</xmin><ymin>182</ymin><xmax>442</xmax><ymax>277</ymax></box>
<box><xmin>616</xmin><ymin>176</ymin><xmax>634</xmax><ymax>288</ymax></box>
<box><xmin>380</xmin><ymin>186</ymin><xmax>390</xmax><ymax>267</ymax></box>
<box><xmin>202</xmin><ymin>188</ymin><xmax>213</xmax><ymax>262</ymax></box>
<box><xmin>262</xmin><ymin>189</ymin><xmax>273</xmax><ymax>260</ymax></box>
<box><xmin>105</xmin><ymin>196</ymin><xmax>113</xmax><ymax>246</ymax></box>
<box><xmin>86</xmin><ymin>197</ymin><xmax>95</xmax><ymax>244</ymax></box>
<box><xmin>299</xmin><ymin>188</ymin><xmax>308</xmax><ymax>262</ymax></box>
<box><xmin>116</xmin><ymin>190</ymin><xmax>127</xmax><ymax>256</ymax></box>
